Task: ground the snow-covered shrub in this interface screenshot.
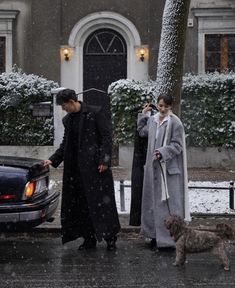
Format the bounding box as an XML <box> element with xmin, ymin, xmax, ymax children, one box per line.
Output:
<box><xmin>109</xmin><ymin>79</ymin><xmax>156</xmax><ymax>144</ymax></box>
<box><xmin>0</xmin><ymin>67</ymin><xmax>58</xmax><ymax>145</ymax></box>
<box><xmin>182</xmin><ymin>72</ymin><xmax>235</xmax><ymax>148</ymax></box>
<box><xmin>110</xmin><ymin>73</ymin><xmax>235</xmax><ymax>147</ymax></box>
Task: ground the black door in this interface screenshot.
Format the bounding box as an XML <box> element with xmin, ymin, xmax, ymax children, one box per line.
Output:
<box><xmin>83</xmin><ymin>28</ymin><xmax>127</xmax><ymax>117</ymax></box>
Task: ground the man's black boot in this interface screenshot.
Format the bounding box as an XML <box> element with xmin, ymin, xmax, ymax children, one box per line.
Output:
<box><xmin>78</xmin><ymin>236</ymin><xmax>97</xmax><ymax>250</ymax></box>
<box><xmin>105</xmin><ymin>236</ymin><xmax>117</xmax><ymax>251</ymax></box>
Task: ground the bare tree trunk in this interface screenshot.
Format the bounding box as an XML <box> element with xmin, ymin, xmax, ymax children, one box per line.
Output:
<box><xmin>155</xmin><ymin>0</ymin><xmax>191</xmax><ymax>116</ymax></box>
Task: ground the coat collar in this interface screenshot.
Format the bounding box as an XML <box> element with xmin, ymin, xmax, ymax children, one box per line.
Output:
<box><xmin>77</xmin><ymin>101</ymin><xmax>86</xmax><ymax>149</ymax></box>
<box><xmin>153</xmin><ymin>112</ymin><xmax>170</xmax><ymax>126</ymax></box>
<box><xmin>79</xmin><ymin>101</ymin><xmax>88</xmax><ymax>114</ymax></box>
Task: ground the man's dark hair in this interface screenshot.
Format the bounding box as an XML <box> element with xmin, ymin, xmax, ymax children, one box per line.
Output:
<box><xmin>56</xmin><ymin>89</ymin><xmax>77</xmax><ymax>105</ymax></box>
<box><xmin>157</xmin><ymin>94</ymin><xmax>173</xmax><ymax>106</ymax></box>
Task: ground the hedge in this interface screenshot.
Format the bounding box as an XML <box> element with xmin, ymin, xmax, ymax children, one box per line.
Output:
<box><xmin>109</xmin><ymin>72</ymin><xmax>235</xmax><ymax>148</ymax></box>
<box><xmin>109</xmin><ymin>79</ymin><xmax>156</xmax><ymax>145</ymax></box>
<box><xmin>0</xmin><ymin>68</ymin><xmax>58</xmax><ymax>145</ymax></box>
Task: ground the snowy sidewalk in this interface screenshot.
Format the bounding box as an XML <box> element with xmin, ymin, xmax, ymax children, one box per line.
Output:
<box><xmin>115</xmin><ymin>180</ymin><xmax>235</xmax><ymax>215</ymax></box>
<box><xmin>37</xmin><ymin>168</ymin><xmax>235</xmax><ymax>232</ymax></box>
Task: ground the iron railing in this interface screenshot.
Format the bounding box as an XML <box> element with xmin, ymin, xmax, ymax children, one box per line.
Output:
<box><xmin>119</xmin><ymin>180</ymin><xmax>235</xmax><ymax>216</ymax></box>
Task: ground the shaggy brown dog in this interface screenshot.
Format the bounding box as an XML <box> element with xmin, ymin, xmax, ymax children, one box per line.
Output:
<box><xmin>165</xmin><ymin>215</ymin><xmax>234</xmax><ymax>271</ymax></box>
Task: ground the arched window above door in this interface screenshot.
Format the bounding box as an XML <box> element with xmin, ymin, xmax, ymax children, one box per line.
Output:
<box><xmin>85</xmin><ymin>29</ymin><xmax>127</xmax><ymax>56</ymax></box>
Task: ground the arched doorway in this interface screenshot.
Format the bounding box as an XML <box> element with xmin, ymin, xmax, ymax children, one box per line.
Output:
<box><xmin>83</xmin><ymin>28</ymin><xmax>127</xmax><ymax>116</ymax></box>
<box><xmin>66</xmin><ymin>11</ymin><xmax>144</xmax><ymax>93</ymax></box>
<box><xmin>83</xmin><ymin>28</ymin><xmax>127</xmax><ymax>165</ymax></box>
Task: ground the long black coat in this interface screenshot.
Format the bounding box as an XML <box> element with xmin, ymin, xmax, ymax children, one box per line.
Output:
<box><xmin>49</xmin><ymin>103</ymin><xmax>120</xmax><ymax>243</ymax></box>
<box><xmin>129</xmin><ymin>129</ymin><xmax>147</xmax><ymax>226</ymax></box>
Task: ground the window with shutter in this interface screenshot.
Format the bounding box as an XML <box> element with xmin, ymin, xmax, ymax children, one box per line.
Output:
<box><xmin>205</xmin><ymin>34</ymin><xmax>235</xmax><ymax>72</ymax></box>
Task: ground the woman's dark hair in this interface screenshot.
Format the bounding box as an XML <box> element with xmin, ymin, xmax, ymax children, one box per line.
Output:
<box><xmin>56</xmin><ymin>89</ymin><xmax>77</xmax><ymax>105</ymax></box>
<box><xmin>157</xmin><ymin>94</ymin><xmax>173</xmax><ymax>105</ymax></box>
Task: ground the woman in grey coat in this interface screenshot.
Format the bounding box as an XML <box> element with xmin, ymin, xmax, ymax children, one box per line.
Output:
<box><xmin>137</xmin><ymin>95</ymin><xmax>191</xmax><ymax>249</ymax></box>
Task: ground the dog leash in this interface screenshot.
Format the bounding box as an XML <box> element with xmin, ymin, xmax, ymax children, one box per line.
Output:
<box><xmin>158</xmin><ymin>159</ymin><xmax>172</xmax><ymax>216</ymax></box>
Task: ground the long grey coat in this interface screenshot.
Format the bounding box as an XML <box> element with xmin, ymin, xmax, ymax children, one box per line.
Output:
<box><xmin>137</xmin><ymin>113</ymin><xmax>186</xmax><ymax>248</ymax></box>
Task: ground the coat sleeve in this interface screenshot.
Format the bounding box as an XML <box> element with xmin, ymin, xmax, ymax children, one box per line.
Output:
<box><xmin>95</xmin><ymin>108</ymin><xmax>112</xmax><ymax>166</ymax></box>
<box><xmin>137</xmin><ymin>113</ymin><xmax>150</xmax><ymax>137</ymax></box>
<box><xmin>157</xmin><ymin>122</ymin><xmax>184</xmax><ymax>162</ymax></box>
<box><xmin>49</xmin><ymin>116</ymin><xmax>68</xmax><ymax>168</ymax></box>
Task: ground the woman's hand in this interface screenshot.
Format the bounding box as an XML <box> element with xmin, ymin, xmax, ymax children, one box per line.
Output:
<box><xmin>142</xmin><ymin>103</ymin><xmax>153</xmax><ymax>114</ymax></box>
<box><xmin>155</xmin><ymin>150</ymin><xmax>162</xmax><ymax>160</ymax></box>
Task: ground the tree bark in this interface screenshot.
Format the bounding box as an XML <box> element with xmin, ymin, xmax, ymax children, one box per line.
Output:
<box><xmin>155</xmin><ymin>0</ymin><xmax>191</xmax><ymax>116</ymax></box>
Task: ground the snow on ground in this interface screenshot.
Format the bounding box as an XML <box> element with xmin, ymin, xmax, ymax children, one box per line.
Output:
<box><xmin>52</xmin><ymin>179</ymin><xmax>235</xmax><ymax>215</ymax></box>
<box><xmin>114</xmin><ymin>180</ymin><xmax>235</xmax><ymax>215</ymax></box>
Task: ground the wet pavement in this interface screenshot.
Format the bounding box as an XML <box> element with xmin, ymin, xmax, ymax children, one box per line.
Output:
<box><xmin>1</xmin><ymin>232</ymin><xmax>235</xmax><ymax>288</ymax></box>
<box><xmin>1</xmin><ymin>166</ymin><xmax>235</xmax><ymax>287</ymax></box>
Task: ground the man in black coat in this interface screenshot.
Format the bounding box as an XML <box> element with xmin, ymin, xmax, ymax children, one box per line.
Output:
<box><xmin>43</xmin><ymin>89</ymin><xmax>120</xmax><ymax>250</ymax></box>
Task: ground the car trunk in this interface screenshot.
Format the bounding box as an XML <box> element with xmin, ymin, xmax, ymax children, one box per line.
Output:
<box><xmin>0</xmin><ymin>156</ymin><xmax>49</xmax><ymax>203</ymax></box>
<box><xmin>0</xmin><ymin>166</ymin><xmax>28</xmax><ymax>202</ymax></box>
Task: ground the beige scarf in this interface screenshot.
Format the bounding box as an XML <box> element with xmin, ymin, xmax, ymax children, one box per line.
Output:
<box><xmin>160</xmin><ymin>115</ymin><xmax>171</xmax><ymax>201</ymax></box>
<box><xmin>157</xmin><ymin>112</ymin><xmax>191</xmax><ymax>221</ymax></box>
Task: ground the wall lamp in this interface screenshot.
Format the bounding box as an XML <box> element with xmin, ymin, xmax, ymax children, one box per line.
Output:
<box><xmin>61</xmin><ymin>47</ymin><xmax>74</xmax><ymax>61</ymax></box>
<box><xmin>139</xmin><ymin>48</ymin><xmax>145</xmax><ymax>62</ymax></box>
<box><xmin>63</xmin><ymin>48</ymin><xmax>69</xmax><ymax>61</ymax></box>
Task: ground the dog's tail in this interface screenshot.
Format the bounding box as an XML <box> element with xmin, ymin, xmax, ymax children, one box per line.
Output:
<box><xmin>216</xmin><ymin>223</ymin><xmax>234</xmax><ymax>240</ymax></box>
<box><xmin>195</xmin><ymin>223</ymin><xmax>234</xmax><ymax>240</ymax></box>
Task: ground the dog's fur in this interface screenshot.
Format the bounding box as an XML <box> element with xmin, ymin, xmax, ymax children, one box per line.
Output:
<box><xmin>165</xmin><ymin>215</ymin><xmax>234</xmax><ymax>271</ymax></box>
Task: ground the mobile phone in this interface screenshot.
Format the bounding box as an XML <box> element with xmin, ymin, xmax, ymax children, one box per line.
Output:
<box><xmin>149</xmin><ymin>103</ymin><xmax>157</xmax><ymax>110</ymax></box>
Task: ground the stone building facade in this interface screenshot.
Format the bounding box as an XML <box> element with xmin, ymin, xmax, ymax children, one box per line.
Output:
<box><xmin>0</xmin><ymin>0</ymin><xmax>234</xmax><ymax>168</ymax></box>
<box><xmin>0</xmin><ymin>0</ymin><xmax>234</xmax><ymax>94</ymax></box>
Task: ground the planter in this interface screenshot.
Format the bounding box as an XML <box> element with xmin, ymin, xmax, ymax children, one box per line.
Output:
<box><xmin>0</xmin><ymin>146</ymin><xmax>57</xmax><ymax>160</ymax></box>
<box><xmin>119</xmin><ymin>145</ymin><xmax>134</xmax><ymax>169</ymax></box>
<box><xmin>187</xmin><ymin>147</ymin><xmax>235</xmax><ymax>169</ymax></box>
<box><xmin>1</xmin><ymin>145</ymin><xmax>234</xmax><ymax>169</ymax></box>
<box><xmin>119</xmin><ymin>145</ymin><xmax>235</xmax><ymax>170</ymax></box>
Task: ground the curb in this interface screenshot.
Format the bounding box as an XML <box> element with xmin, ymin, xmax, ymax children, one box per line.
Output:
<box><xmin>2</xmin><ymin>214</ymin><xmax>235</xmax><ymax>238</ymax></box>
<box><xmin>25</xmin><ymin>214</ymin><xmax>235</xmax><ymax>235</ymax></box>
<box><xmin>33</xmin><ymin>226</ymin><xmax>141</xmax><ymax>235</ymax></box>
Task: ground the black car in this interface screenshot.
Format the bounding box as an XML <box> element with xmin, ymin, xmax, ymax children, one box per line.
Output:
<box><xmin>0</xmin><ymin>156</ymin><xmax>60</xmax><ymax>229</ymax></box>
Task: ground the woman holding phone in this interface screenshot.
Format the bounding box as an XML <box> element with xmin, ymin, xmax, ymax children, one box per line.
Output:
<box><xmin>137</xmin><ymin>94</ymin><xmax>191</xmax><ymax>250</ymax></box>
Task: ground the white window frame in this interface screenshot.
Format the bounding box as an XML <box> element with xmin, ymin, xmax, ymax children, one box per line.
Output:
<box><xmin>192</xmin><ymin>8</ymin><xmax>235</xmax><ymax>73</ymax></box>
<box><xmin>0</xmin><ymin>10</ymin><xmax>18</xmax><ymax>72</ymax></box>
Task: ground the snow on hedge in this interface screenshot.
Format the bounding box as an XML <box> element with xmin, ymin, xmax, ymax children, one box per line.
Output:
<box><xmin>110</xmin><ymin>72</ymin><xmax>235</xmax><ymax>147</ymax></box>
<box><xmin>0</xmin><ymin>67</ymin><xmax>58</xmax><ymax>145</ymax></box>
<box><xmin>109</xmin><ymin>79</ymin><xmax>156</xmax><ymax>144</ymax></box>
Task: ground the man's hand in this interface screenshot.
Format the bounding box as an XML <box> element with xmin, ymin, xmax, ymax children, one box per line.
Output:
<box><xmin>98</xmin><ymin>164</ymin><xmax>108</xmax><ymax>173</ymax></box>
<box><xmin>42</xmin><ymin>159</ymin><xmax>52</xmax><ymax>167</ymax></box>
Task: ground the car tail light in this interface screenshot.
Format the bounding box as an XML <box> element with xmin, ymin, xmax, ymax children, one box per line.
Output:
<box><xmin>24</xmin><ymin>181</ymin><xmax>36</xmax><ymax>199</ymax></box>
<box><xmin>0</xmin><ymin>195</ymin><xmax>16</xmax><ymax>201</ymax></box>
<box><xmin>23</xmin><ymin>178</ymin><xmax>48</xmax><ymax>200</ymax></box>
